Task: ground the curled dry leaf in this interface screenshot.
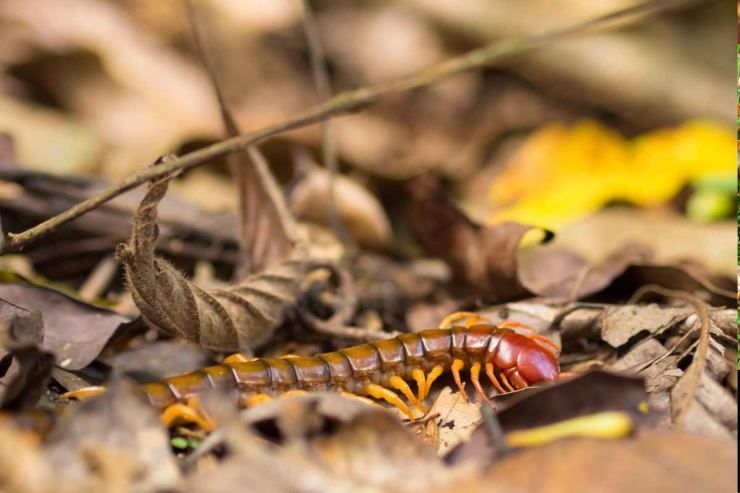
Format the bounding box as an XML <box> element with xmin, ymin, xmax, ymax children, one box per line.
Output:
<box><xmin>600</xmin><ymin>304</ymin><xmax>694</xmax><ymax>348</ymax></box>
<box><xmin>118</xmin><ymin>168</ymin><xmax>342</xmax><ymax>353</ymax></box>
<box><xmin>0</xmin><ymin>282</ymin><xmax>127</xmax><ymax>370</ymax></box>
<box><xmin>408</xmin><ymin>173</ymin><xmax>551</xmax><ymax>300</ymax></box>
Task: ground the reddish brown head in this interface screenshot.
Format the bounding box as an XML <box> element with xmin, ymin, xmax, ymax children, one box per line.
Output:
<box><xmin>488</xmin><ymin>330</ymin><xmax>560</xmax><ymax>390</ymax></box>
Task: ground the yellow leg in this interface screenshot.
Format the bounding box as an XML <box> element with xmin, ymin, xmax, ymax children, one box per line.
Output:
<box><xmin>224</xmin><ymin>353</ymin><xmax>254</xmax><ymax>363</ymax></box>
<box><xmin>283</xmin><ymin>389</ymin><xmax>306</xmax><ymax>397</ymax></box>
<box><xmin>423</xmin><ymin>365</ymin><xmax>444</xmax><ymax>399</ymax></box>
<box><xmin>58</xmin><ymin>385</ymin><xmax>107</xmax><ymax>401</ymax></box>
<box><xmin>280</xmin><ymin>354</ymin><xmax>300</xmax><ymax>359</ymax></box>
<box><xmin>340</xmin><ymin>391</ymin><xmax>381</xmax><ymax>408</ymax></box>
<box><xmin>160</xmin><ymin>399</ymin><xmax>214</xmax><ymax>431</ymax></box>
<box><xmin>470</xmin><ymin>361</ymin><xmax>491</xmax><ymax>405</ymax></box>
<box><xmin>244</xmin><ymin>393</ymin><xmax>272</xmax><ymax>407</ymax></box>
<box><xmin>439</xmin><ymin>311</ymin><xmax>489</xmax><ymax>329</ymax></box>
<box><xmin>389</xmin><ymin>375</ymin><xmax>424</xmax><ymax>412</ymax></box>
<box><xmin>364</xmin><ymin>383</ymin><xmax>414</xmax><ymax>420</ymax></box>
<box><xmin>451</xmin><ymin>359</ymin><xmax>468</xmax><ymax>401</ymax></box>
<box><xmin>411</xmin><ymin>368</ymin><xmax>426</xmax><ymax>402</ymax></box>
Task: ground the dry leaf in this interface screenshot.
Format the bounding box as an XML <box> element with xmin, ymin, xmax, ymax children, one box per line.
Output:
<box><xmin>600</xmin><ymin>304</ymin><xmax>694</xmax><ymax>348</ymax></box>
<box><xmin>47</xmin><ymin>379</ymin><xmax>180</xmax><ymax>493</ymax></box>
<box><xmin>408</xmin><ymin>173</ymin><xmax>551</xmax><ymax>299</ymax></box>
<box><xmin>118</xmin><ymin>167</ymin><xmax>339</xmax><ymax>352</ymax></box>
<box><xmin>480</xmin><ymin>431</ymin><xmax>736</xmax><ymax>493</ymax></box>
<box><xmin>423</xmin><ymin>387</ymin><xmax>482</xmax><ymax>456</ymax></box>
<box><xmin>0</xmin><ymin>282</ymin><xmax>127</xmax><ymax>369</ymax></box>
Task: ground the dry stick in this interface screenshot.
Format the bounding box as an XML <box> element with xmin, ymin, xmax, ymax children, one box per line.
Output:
<box><xmin>184</xmin><ymin>0</ymin><xmax>299</xmax><ymax>247</ymax></box>
<box><xmin>300</xmin><ymin>0</ymin><xmax>350</xmax><ymax>247</ymax></box>
<box><xmin>1</xmin><ymin>0</ymin><xmax>693</xmax><ymax>254</ymax></box>
<box><xmin>628</xmin><ymin>284</ymin><xmax>710</xmax><ymax>427</ymax></box>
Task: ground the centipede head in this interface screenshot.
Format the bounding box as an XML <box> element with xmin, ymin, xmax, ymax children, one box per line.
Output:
<box><xmin>516</xmin><ymin>334</ymin><xmax>560</xmax><ymax>384</ymax></box>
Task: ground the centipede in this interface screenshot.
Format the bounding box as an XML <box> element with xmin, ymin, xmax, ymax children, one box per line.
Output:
<box><xmin>61</xmin><ymin>313</ymin><xmax>561</xmax><ymax>428</ymax></box>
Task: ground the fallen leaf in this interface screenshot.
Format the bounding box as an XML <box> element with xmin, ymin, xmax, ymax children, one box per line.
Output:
<box><xmin>408</xmin><ymin>173</ymin><xmax>551</xmax><ymax>299</ymax></box>
<box><xmin>481</xmin><ymin>431</ymin><xmax>736</xmax><ymax>493</ymax></box>
<box><xmin>411</xmin><ymin>387</ymin><xmax>482</xmax><ymax>457</ymax></box>
<box><xmin>0</xmin><ymin>282</ymin><xmax>127</xmax><ymax>370</ymax></box>
<box><xmin>600</xmin><ymin>304</ymin><xmax>694</xmax><ymax>348</ymax></box>
<box><xmin>488</xmin><ymin>120</ymin><xmax>735</xmax><ymax>228</ymax></box>
<box><xmin>47</xmin><ymin>379</ymin><xmax>180</xmax><ymax>493</ymax></box>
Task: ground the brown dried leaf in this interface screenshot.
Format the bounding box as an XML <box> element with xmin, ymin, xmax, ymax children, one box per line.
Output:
<box><xmin>186</xmin><ymin>2</ymin><xmax>296</xmax><ymax>275</ymax></box>
<box><xmin>0</xmin><ymin>282</ymin><xmax>127</xmax><ymax>369</ymax></box>
<box><xmin>118</xmin><ymin>169</ymin><xmax>337</xmax><ymax>352</ymax></box>
<box><xmin>600</xmin><ymin>304</ymin><xmax>694</xmax><ymax>348</ymax></box>
<box><xmin>0</xmin><ymin>311</ymin><xmax>54</xmax><ymax>410</ymax></box>
<box><xmin>47</xmin><ymin>379</ymin><xmax>180</xmax><ymax>493</ymax></box>
<box><xmin>408</xmin><ymin>173</ymin><xmax>551</xmax><ymax>300</ymax></box>
<box><xmin>481</xmin><ymin>431</ymin><xmax>737</xmax><ymax>493</ymax></box>
<box><xmin>423</xmin><ymin>387</ymin><xmax>482</xmax><ymax>456</ymax></box>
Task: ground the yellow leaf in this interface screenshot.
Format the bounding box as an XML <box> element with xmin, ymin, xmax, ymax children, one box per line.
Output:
<box><xmin>488</xmin><ymin>120</ymin><xmax>734</xmax><ymax>228</ymax></box>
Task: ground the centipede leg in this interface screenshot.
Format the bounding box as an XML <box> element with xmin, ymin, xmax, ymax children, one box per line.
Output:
<box><xmin>485</xmin><ymin>363</ymin><xmax>507</xmax><ymax>394</ymax></box>
<box><xmin>411</xmin><ymin>368</ymin><xmax>426</xmax><ymax>402</ymax></box>
<box><xmin>58</xmin><ymin>385</ymin><xmax>107</xmax><ymax>401</ymax></box>
<box><xmin>423</xmin><ymin>365</ymin><xmax>444</xmax><ymax>399</ymax></box>
<box><xmin>363</xmin><ymin>383</ymin><xmax>414</xmax><ymax>420</ymax></box>
<box><xmin>469</xmin><ymin>361</ymin><xmax>492</xmax><ymax>405</ymax></box>
<box><xmin>439</xmin><ymin>311</ymin><xmax>489</xmax><ymax>329</ymax></box>
<box><xmin>389</xmin><ymin>375</ymin><xmax>425</xmax><ymax>412</ymax></box>
<box><xmin>451</xmin><ymin>359</ymin><xmax>469</xmax><ymax>402</ymax></box>
<box><xmin>224</xmin><ymin>353</ymin><xmax>254</xmax><ymax>363</ymax></box>
<box><xmin>243</xmin><ymin>393</ymin><xmax>273</xmax><ymax>408</ymax></box>
<box><xmin>498</xmin><ymin>321</ymin><xmax>560</xmax><ymax>353</ymax></box>
<box><xmin>507</xmin><ymin>369</ymin><xmax>529</xmax><ymax>390</ymax></box>
<box><xmin>499</xmin><ymin>370</ymin><xmax>516</xmax><ymax>393</ymax></box>
<box><xmin>161</xmin><ymin>397</ymin><xmax>214</xmax><ymax>431</ymax></box>
<box><xmin>283</xmin><ymin>389</ymin><xmax>307</xmax><ymax>397</ymax></box>
<box><xmin>339</xmin><ymin>391</ymin><xmax>380</xmax><ymax>408</ymax></box>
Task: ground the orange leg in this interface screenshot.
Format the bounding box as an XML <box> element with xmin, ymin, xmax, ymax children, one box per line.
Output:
<box><xmin>423</xmin><ymin>365</ymin><xmax>444</xmax><ymax>400</ymax></box>
<box><xmin>411</xmin><ymin>368</ymin><xmax>426</xmax><ymax>402</ymax></box>
<box><xmin>58</xmin><ymin>385</ymin><xmax>107</xmax><ymax>401</ymax></box>
<box><xmin>499</xmin><ymin>370</ymin><xmax>516</xmax><ymax>393</ymax></box>
<box><xmin>161</xmin><ymin>397</ymin><xmax>214</xmax><ymax>431</ymax></box>
<box><xmin>439</xmin><ymin>311</ymin><xmax>490</xmax><ymax>329</ymax></box>
<box><xmin>485</xmin><ymin>363</ymin><xmax>507</xmax><ymax>394</ymax></box>
<box><xmin>498</xmin><ymin>321</ymin><xmax>560</xmax><ymax>353</ymax></box>
<box><xmin>364</xmin><ymin>383</ymin><xmax>414</xmax><ymax>420</ymax></box>
<box><xmin>451</xmin><ymin>359</ymin><xmax>468</xmax><ymax>402</ymax></box>
<box><xmin>389</xmin><ymin>375</ymin><xmax>425</xmax><ymax>412</ymax></box>
<box><xmin>242</xmin><ymin>393</ymin><xmax>273</xmax><ymax>408</ymax></box>
<box><xmin>224</xmin><ymin>353</ymin><xmax>254</xmax><ymax>363</ymax></box>
<box><xmin>469</xmin><ymin>361</ymin><xmax>491</xmax><ymax>405</ymax></box>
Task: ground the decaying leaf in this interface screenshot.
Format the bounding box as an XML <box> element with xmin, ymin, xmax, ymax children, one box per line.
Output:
<box><xmin>408</xmin><ymin>173</ymin><xmax>551</xmax><ymax>300</ymax></box>
<box><xmin>600</xmin><ymin>304</ymin><xmax>694</xmax><ymax>348</ymax></box>
<box><xmin>0</xmin><ymin>311</ymin><xmax>54</xmax><ymax>410</ymax></box>
<box><xmin>475</xmin><ymin>431</ymin><xmax>737</xmax><ymax>493</ymax></box>
<box><xmin>47</xmin><ymin>379</ymin><xmax>180</xmax><ymax>493</ymax></box>
<box><xmin>421</xmin><ymin>386</ymin><xmax>482</xmax><ymax>456</ymax></box>
<box><xmin>187</xmin><ymin>392</ymin><xmax>471</xmax><ymax>493</ymax></box>
<box><xmin>0</xmin><ymin>282</ymin><xmax>127</xmax><ymax>369</ymax></box>
<box><xmin>118</xmin><ymin>167</ymin><xmax>343</xmax><ymax>352</ymax></box>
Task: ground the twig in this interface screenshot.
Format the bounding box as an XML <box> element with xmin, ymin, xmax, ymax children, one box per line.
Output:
<box><xmin>481</xmin><ymin>403</ymin><xmax>512</xmax><ymax>457</ymax></box>
<box><xmin>79</xmin><ymin>254</ymin><xmax>118</xmax><ymax>301</ymax></box>
<box><xmin>299</xmin><ymin>0</ymin><xmax>350</xmax><ymax>247</ymax></box>
<box><xmin>1</xmin><ymin>0</ymin><xmax>690</xmax><ymax>254</ymax></box>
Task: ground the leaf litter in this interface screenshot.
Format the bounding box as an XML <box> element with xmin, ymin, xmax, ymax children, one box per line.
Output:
<box><xmin>0</xmin><ymin>1</ymin><xmax>736</xmax><ymax>493</ymax></box>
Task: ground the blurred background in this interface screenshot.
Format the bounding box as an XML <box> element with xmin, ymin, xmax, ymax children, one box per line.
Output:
<box><xmin>0</xmin><ymin>0</ymin><xmax>734</xmax><ymax>293</ymax></box>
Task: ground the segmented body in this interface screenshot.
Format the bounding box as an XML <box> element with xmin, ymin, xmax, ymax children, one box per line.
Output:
<box><xmin>140</xmin><ymin>324</ymin><xmax>559</xmax><ymax>411</ymax></box>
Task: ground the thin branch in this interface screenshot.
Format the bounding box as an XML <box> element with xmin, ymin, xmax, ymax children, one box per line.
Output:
<box><xmin>299</xmin><ymin>0</ymin><xmax>350</xmax><ymax>246</ymax></box>
<box><xmin>1</xmin><ymin>0</ymin><xmax>693</xmax><ymax>253</ymax></box>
